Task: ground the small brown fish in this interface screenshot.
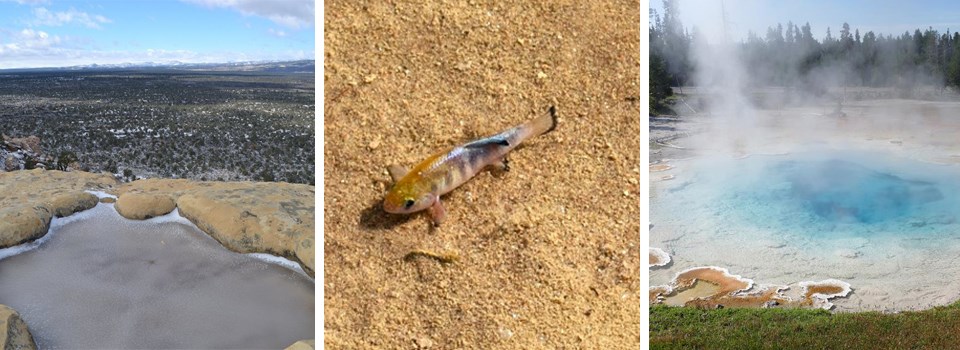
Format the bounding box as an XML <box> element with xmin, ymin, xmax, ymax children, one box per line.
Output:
<box><xmin>383</xmin><ymin>106</ymin><xmax>558</xmax><ymax>225</ymax></box>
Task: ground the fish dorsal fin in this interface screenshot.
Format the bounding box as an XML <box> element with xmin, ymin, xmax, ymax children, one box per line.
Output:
<box><xmin>387</xmin><ymin>164</ymin><xmax>409</xmax><ymax>182</ymax></box>
<box><xmin>464</xmin><ymin>137</ymin><xmax>510</xmax><ymax>149</ymax></box>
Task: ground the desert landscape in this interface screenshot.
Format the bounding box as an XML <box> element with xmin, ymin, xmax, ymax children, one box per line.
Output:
<box><xmin>0</xmin><ymin>67</ymin><xmax>314</xmax><ymax>184</ymax></box>
<box><xmin>0</xmin><ymin>65</ymin><xmax>316</xmax><ymax>349</ymax></box>
<box><xmin>0</xmin><ymin>0</ymin><xmax>317</xmax><ymax>347</ymax></box>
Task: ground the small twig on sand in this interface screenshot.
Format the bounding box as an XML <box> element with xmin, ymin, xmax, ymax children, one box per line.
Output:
<box><xmin>404</xmin><ymin>249</ymin><xmax>460</xmax><ymax>264</ymax></box>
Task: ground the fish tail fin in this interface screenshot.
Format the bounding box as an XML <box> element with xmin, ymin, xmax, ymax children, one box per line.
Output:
<box><xmin>501</xmin><ymin>105</ymin><xmax>559</xmax><ymax>146</ymax></box>
<box><xmin>528</xmin><ymin>105</ymin><xmax>558</xmax><ymax>137</ymax></box>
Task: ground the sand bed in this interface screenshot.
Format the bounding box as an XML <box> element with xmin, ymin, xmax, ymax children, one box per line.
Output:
<box><xmin>325</xmin><ymin>1</ymin><xmax>640</xmax><ymax>348</ymax></box>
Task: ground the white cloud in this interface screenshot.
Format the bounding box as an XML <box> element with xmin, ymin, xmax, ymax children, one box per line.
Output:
<box><xmin>0</xmin><ymin>0</ymin><xmax>51</xmax><ymax>5</ymax></box>
<box><xmin>0</xmin><ymin>27</ymin><xmax>313</xmax><ymax>69</ymax></box>
<box><xmin>267</xmin><ymin>28</ymin><xmax>287</xmax><ymax>37</ymax></box>
<box><xmin>32</xmin><ymin>7</ymin><xmax>112</xmax><ymax>29</ymax></box>
<box><xmin>9</xmin><ymin>28</ymin><xmax>61</xmax><ymax>49</ymax></box>
<box><xmin>183</xmin><ymin>0</ymin><xmax>313</xmax><ymax>29</ymax></box>
<box><xmin>0</xmin><ymin>28</ymin><xmax>58</xmax><ymax>57</ymax></box>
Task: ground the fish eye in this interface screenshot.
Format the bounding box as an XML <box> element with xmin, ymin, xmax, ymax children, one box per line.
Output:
<box><xmin>403</xmin><ymin>199</ymin><xmax>415</xmax><ymax>209</ymax></box>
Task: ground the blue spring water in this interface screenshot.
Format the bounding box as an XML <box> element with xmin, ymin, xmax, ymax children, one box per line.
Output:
<box><xmin>781</xmin><ymin>159</ymin><xmax>943</xmax><ymax>224</ymax></box>
<box><xmin>662</xmin><ymin>151</ymin><xmax>960</xmax><ymax>238</ymax></box>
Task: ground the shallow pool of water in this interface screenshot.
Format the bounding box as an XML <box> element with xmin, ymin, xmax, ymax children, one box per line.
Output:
<box><xmin>664</xmin><ymin>150</ymin><xmax>960</xmax><ymax>237</ymax></box>
<box><xmin>0</xmin><ymin>204</ymin><xmax>314</xmax><ymax>349</ymax></box>
<box><xmin>651</xmin><ymin>149</ymin><xmax>960</xmax><ymax>311</ymax></box>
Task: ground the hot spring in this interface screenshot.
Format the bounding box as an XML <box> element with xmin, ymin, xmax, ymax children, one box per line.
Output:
<box><xmin>650</xmin><ymin>149</ymin><xmax>960</xmax><ymax>311</ymax></box>
<box><xmin>0</xmin><ymin>202</ymin><xmax>315</xmax><ymax>349</ymax></box>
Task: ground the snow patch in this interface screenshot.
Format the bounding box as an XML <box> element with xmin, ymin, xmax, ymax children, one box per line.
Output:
<box><xmin>246</xmin><ymin>253</ymin><xmax>311</xmax><ymax>279</ymax></box>
<box><xmin>84</xmin><ymin>189</ymin><xmax>117</xmax><ymax>199</ymax></box>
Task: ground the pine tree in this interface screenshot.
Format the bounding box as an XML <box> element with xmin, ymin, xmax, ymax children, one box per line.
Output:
<box><xmin>650</xmin><ymin>53</ymin><xmax>674</xmax><ymax>113</ymax></box>
<box><xmin>948</xmin><ymin>32</ymin><xmax>960</xmax><ymax>88</ymax></box>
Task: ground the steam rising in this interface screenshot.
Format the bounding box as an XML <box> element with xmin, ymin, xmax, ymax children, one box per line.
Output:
<box><xmin>651</xmin><ymin>2</ymin><xmax>960</xmax><ymax>312</ymax></box>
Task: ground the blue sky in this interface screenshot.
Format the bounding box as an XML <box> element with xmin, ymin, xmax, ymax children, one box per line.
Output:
<box><xmin>0</xmin><ymin>0</ymin><xmax>314</xmax><ymax>69</ymax></box>
<box><xmin>651</xmin><ymin>0</ymin><xmax>960</xmax><ymax>43</ymax></box>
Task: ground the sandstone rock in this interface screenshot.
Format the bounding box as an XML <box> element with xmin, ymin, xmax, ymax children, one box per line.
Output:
<box><xmin>285</xmin><ymin>339</ymin><xmax>316</xmax><ymax>350</ymax></box>
<box><xmin>45</xmin><ymin>192</ymin><xmax>98</xmax><ymax>218</ymax></box>
<box><xmin>0</xmin><ymin>192</ymin><xmax>98</xmax><ymax>248</ymax></box>
<box><xmin>114</xmin><ymin>179</ymin><xmax>315</xmax><ymax>277</ymax></box>
<box><xmin>114</xmin><ymin>193</ymin><xmax>176</xmax><ymax>220</ymax></box>
<box><xmin>111</xmin><ymin>178</ymin><xmax>200</xmax><ymax>198</ymax></box>
<box><xmin>0</xmin><ymin>304</ymin><xmax>37</xmax><ymax>350</ymax></box>
<box><xmin>0</xmin><ymin>169</ymin><xmax>117</xmax><ymax>248</ymax></box>
<box><xmin>295</xmin><ymin>236</ymin><xmax>315</xmax><ymax>277</ymax></box>
<box><xmin>0</xmin><ymin>206</ymin><xmax>51</xmax><ymax>248</ymax></box>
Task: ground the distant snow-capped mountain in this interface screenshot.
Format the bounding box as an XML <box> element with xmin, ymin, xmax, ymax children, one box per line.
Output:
<box><xmin>1</xmin><ymin>60</ymin><xmax>315</xmax><ymax>73</ymax></box>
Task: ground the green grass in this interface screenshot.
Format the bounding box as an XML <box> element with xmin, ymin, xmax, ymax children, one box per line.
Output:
<box><xmin>651</xmin><ymin>303</ymin><xmax>960</xmax><ymax>349</ymax></box>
